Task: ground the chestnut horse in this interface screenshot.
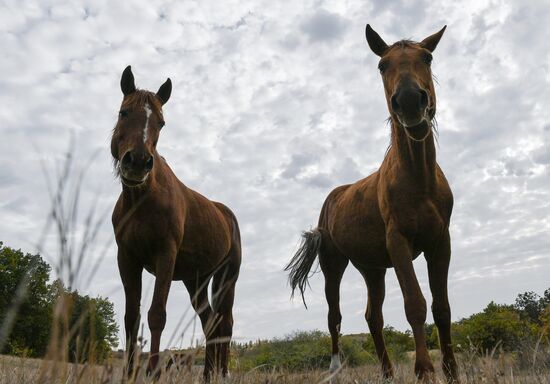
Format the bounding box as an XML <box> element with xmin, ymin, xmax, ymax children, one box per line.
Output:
<box><xmin>111</xmin><ymin>66</ymin><xmax>241</xmax><ymax>380</ymax></box>
<box><xmin>286</xmin><ymin>25</ymin><xmax>459</xmax><ymax>383</ymax></box>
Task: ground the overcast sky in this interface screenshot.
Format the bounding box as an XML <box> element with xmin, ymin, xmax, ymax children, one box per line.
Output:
<box><xmin>1</xmin><ymin>0</ymin><xmax>549</xmax><ymax>351</ymax></box>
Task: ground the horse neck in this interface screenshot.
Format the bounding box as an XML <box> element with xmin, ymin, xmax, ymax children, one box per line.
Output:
<box><xmin>388</xmin><ymin>119</ymin><xmax>437</xmax><ymax>189</ymax></box>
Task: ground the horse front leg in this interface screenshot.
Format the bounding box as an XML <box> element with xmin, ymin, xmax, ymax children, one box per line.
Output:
<box><xmin>425</xmin><ymin>230</ymin><xmax>459</xmax><ymax>383</ymax></box>
<box><xmin>386</xmin><ymin>226</ymin><xmax>434</xmax><ymax>381</ymax></box>
<box><xmin>146</xmin><ymin>249</ymin><xmax>176</xmax><ymax>377</ymax></box>
<box><xmin>118</xmin><ymin>252</ymin><xmax>143</xmax><ymax>379</ymax></box>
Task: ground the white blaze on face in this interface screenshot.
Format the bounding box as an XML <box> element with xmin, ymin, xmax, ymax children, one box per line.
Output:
<box><xmin>143</xmin><ymin>102</ymin><xmax>152</xmax><ymax>143</ymax></box>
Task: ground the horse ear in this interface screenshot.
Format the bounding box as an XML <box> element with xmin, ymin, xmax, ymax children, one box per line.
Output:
<box><xmin>121</xmin><ymin>65</ymin><xmax>136</xmax><ymax>96</ymax></box>
<box><xmin>156</xmin><ymin>78</ymin><xmax>172</xmax><ymax>105</ymax></box>
<box><xmin>420</xmin><ymin>25</ymin><xmax>447</xmax><ymax>52</ymax></box>
<box><xmin>365</xmin><ymin>24</ymin><xmax>389</xmax><ymax>57</ymax></box>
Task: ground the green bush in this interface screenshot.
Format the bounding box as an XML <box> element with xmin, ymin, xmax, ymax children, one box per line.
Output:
<box><xmin>452</xmin><ymin>301</ymin><xmax>536</xmax><ymax>353</ymax></box>
<box><xmin>361</xmin><ymin>326</ymin><xmax>415</xmax><ymax>361</ymax></box>
<box><xmin>232</xmin><ymin>328</ymin><xmax>414</xmax><ymax>372</ymax></box>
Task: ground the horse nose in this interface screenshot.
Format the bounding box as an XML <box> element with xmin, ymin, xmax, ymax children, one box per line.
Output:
<box><xmin>121</xmin><ymin>151</ymin><xmax>134</xmax><ymax>169</ymax></box>
<box><xmin>121</xmin><ymin>150</ymin><xmax>153</xmax><ymax>172</ymax></box>
<box><xmin>393</xmin><ymin>87</ymin><xmax>427</xmax><ymax>115</ymax></box>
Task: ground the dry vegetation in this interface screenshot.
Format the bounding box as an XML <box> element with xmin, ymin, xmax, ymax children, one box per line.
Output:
<box><xmin>2</xmin><ymin>350</ymin><xmax>550</xmax><ymax>383</ymax></box>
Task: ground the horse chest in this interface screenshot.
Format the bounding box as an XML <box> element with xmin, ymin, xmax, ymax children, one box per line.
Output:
<box><xmin>387</xmin><ymin>195</ymin><xmax>448</xmax><ymax>241</ymax></box>
<box><xmin>114</xmin><ymin>203</ymin><xmax>183</xmax><ymax>263</ymax></box>
<box><xmin>117</xmin><ymin>219</ymin><xmax>171</xmax><ymax>255</ymax></box>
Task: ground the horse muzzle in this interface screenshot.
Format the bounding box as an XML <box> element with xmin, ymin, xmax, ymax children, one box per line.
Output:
<box><xmin>119</xmin><ymin>149</ymin><xmax>153</xmax><ymax>187</ymax></box>
<box><xmin>391</xmin><ymin>84</ymin><xmax>429</xmax><ymax>128</ymax></box>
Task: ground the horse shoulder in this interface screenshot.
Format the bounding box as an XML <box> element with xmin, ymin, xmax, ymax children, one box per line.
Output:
<box><xmin>180</xmin><ymin>189</ymin><xmax>233</xmax><ymax>255</ymax></box>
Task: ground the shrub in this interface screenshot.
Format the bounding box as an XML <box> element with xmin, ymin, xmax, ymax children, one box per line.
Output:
<box><xmin>453</xmin><ymin>301</ymin><xmax>536</xmax><ymax>353</ymax></box>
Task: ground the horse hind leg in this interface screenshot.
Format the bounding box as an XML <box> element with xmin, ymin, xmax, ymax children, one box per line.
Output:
<box><xmin>211</xmin><ymin>244</ymin><xmax>241</xmax><ymax>378</ymax></box>
<box><xmin>319</xmin><ymin>236</ymin><xmax>349</xmax><ymax>373</ymax></box>
<box><xmin>183</xmin><ymin>275</ymin><xmax>217</xmax><ymax>381</ymax></box>
<box><xmin>362</xmin><ymin>267</ymin><xmax>394</xmax><ymax>379</ymax></box>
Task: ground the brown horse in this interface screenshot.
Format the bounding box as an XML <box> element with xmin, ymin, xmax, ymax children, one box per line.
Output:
<box><xmin>111</xmin><ymin>66</ymin><xmax>241</xmax><ymax>380</ymax></box>
<box><xmin>286</xmin><ymin>25</ymin><xmax>459</xmax><ymax>383</ymax></box>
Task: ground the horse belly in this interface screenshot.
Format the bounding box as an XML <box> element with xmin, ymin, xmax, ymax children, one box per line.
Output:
<box><xmin>329</xmin><ymin>204</ymin><xmax>391</xmax><ymax>268</ymax></box>
<box><xmin>172</xmin><ymin>247</ymin><xmax>227</xmax><ymax>281</ymax></box>
<box><xmin>174</xmin><ymin>221</ymin><xmax>232</xmax><ymax>279</ymax></box>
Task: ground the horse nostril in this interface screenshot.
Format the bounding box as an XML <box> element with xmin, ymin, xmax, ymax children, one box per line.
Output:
<box><xmin>391</xmin><ymin>94</ymin><xmax>400</xmax><ymax>112</ymax></box>
<box><xmin>419</xmin><ymin>89</ymin><xmax>428</xmax><ymax>109</ymax></box>
<box><xmin>145</xmin><ymin>155</ymin><xmax>154</xmax><ymax>171</ymax></box>
<box><xmin>121</xmin><ymin>151</ymin><xmax>134</xmax><ymax>168</ymax></box>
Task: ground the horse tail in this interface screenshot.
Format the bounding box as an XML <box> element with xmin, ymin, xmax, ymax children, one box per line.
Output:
<box><xmin>285</xmin><ymin>228</ymin><xmax>323</xmax><ymax>308</ymax></box>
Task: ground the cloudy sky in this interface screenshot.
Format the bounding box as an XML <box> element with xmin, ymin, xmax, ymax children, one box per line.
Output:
<box><xmin>1</xmin><ymin>0</ymin><xmax>549</xmax><ymax>351</ymax></box>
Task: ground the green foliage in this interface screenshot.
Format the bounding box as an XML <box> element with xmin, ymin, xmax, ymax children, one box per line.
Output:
<box><xmin>425</xmin><ymin>323</ymin><xmax>439</xmax><ymax>350</ymax></box>
<box><xmin>0</xmin><ymin>242</ymin><xmax>118</xmax><ymax>362</ymax></box>
<box><xmin>514</xmin><ymin>290</ymin><xmax>550</xmax><ymax>325</ymax></box>
<box><xmin>60</xmin><ymin>284</ymin><xmax>119</xmax><ymax>362</ymax></box>
<box><xmin>234</xmin><ymin>330</ymin><xmax>334</xmax><ymax>371</ymax></box>
<box><xmin>232</xmin><ymin>328</ymin><xmax>415</xmax><ymax>372</ymax></box>
<box><xmin>361</xmin><ymin>326</ymin><xmax>415</xmax><ymax>361</ymax></box>
<box><xmin>233</xmin><ymin>330</ymin><xmax>363</xmax><ymax>371</ymax></box>
<box><xmin>452</xmin><ymin>301</ymin><xmax>536</xmax><ymax>353</ymax></box>
<box><xmin>0</xmin><ymin>242</ymin><xmax>52</xmax><ymax>357</ymax></box>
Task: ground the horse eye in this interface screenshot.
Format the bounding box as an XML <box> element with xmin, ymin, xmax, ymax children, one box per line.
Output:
<box><xmin>159</xmin><ymin>121</ymin><xmax>165</xmax><ymax>129</ymax></box>
<box><xmin>378</xmin><ymin>61</ymin><xmax>388</xmax><ymax>74</ymax></box>
<box><xmin>119</xmin><ymin>110</ymin><xmax>129</xmax><ymax>118</ymax></box>
<box><xmin>424</xmin><ymin>53</ymin><xmax>433</xmax><ymax>65</ymax></box>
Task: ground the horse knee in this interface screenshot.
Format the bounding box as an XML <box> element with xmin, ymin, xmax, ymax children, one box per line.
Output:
<box><xmin>125</xmin><ymin>309</ymin><xmax>139</xmax><ymax>326</ymax></box>
<box><xmin>328</xmin><ymin>310</ymin><xmax>342</xmax><ymax>330</ymax></box>
<box><xmin>148</xmin><ymin>308</ymin><xmax>166</xmax><ymax>331</ymax></box>
<box><xmin>365</xmin><ymin>308</ymin><xmax>383</xmax><ymax>330</ymax></box>
<box><xmin>432</xmin><ymin>301</ymin><xmax>451</xmax><ymax>325</ymax></box>
<box><xmin>404</xmin><ymin>296</ymin><xmax>427</xmax><ymax>326</ymax></box>
<box><xmin>218</xmin><ymin>314</ymin><xmax>234</xmax><ymax>337</ymax></box>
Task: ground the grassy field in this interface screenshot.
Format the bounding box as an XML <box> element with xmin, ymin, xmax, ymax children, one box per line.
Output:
<box><xmin>2</xmin><ymin>351</ymin><xmax>550</xmax><ymax>383</ymax></box>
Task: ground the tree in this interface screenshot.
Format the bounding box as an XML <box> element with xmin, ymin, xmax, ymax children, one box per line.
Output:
<box><xmin>46</xmin><ymin>280</ymin><xmax>119</xmax><ymax>363</ymax></box>
<box><xmin>453</xmin><ymin>301</ymin><xmax>535</xmax><ymax>353</ymax></box>
<box><xmin>0</xmin><ymin>241</ymin><xmax>119</xmax><ymax>362</ymax></box>
<box><xmin>66</xmin><ymin>288</ymin><xmax>119</xmax><ymax>362</ymax></box>
<box><xmin>0</xmin><ymin>242</ymin><xmax>52</xmax><ymax>357</ymax></box>
<box><xmin>514</xmin><ymin>289</ymin><xmax>550</xmax><ymax>325</ymax></box>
